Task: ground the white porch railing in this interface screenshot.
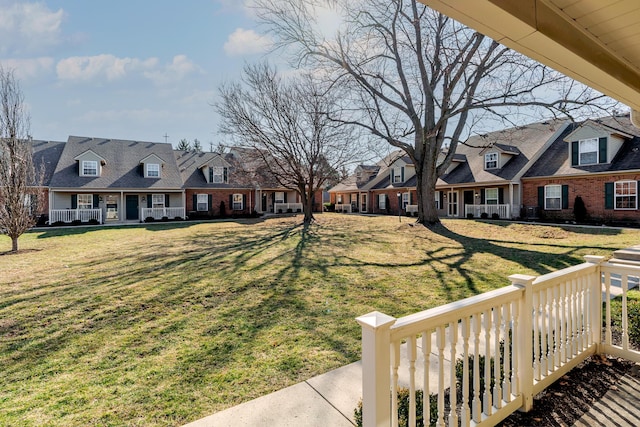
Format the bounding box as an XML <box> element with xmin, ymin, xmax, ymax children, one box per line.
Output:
<box><xmin>335</xmin><ymin>203</ymin><xmax>352</xmax><ymax>213</ymax></box>
<box><xmin>274</xmin><ymin>203</ymin><xmax>303</xmax><ymax>213</ymax></box>
<box><xmin>406</xmin><ymin>204</ymin><xmax>418</xmax><ymax>213</ymax></box>
<box><xmin>465</xmin><ymin>204</ymin><xmax>511</xmax><ymax>219</ymax></box>
<box><xmin>50</xmin><ymin>209</ymin><xmax>102</xmax><ymax>224</ymax></box>
<box><xmin>357</xmin><ymin>256</ymin><xmax>640</xmax><ymax>427</ymax></box>
<box><xmin>141</xmin><ymin>207</ymin><xmax>185</xmax><ymax>220</ymax></box>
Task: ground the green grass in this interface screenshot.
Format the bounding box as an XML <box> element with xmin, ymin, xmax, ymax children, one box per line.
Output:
<box><xmin>1</xmin><ymin>215</ymin><xmax>638</xmax><ymax>426</ymax></box>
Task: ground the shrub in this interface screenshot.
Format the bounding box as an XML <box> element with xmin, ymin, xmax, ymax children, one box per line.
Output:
<box><xmin>296</xmin><ymin>208</ymin><xmax>302</xmax><ymax>213</ymax></box>
<box><xmin>573</xmin><ymin>196</ymin><xmax>587</xmax><ymax>222</ymax></box>
<box><xmin>161</xmin><ymin>216</ymin><xmax>169</xmax><ymax>222</ymax></box>
<box><xmin>51</xmin><ymin>221</ymin><xmax>65</xmax><ymax>227</ymax></box>
<box><xmin>287</xmin><ymin>208</ymin><xmax>293</xmax><ymax>213</ymax></box>
<box><xmin>278</xmin><ymin>209</ymin><xmax>283</xmax><ymax>213</ymax></box>
<box><xmin>466</xmin><ymin>213</ymin><xmax>474</xmax><ymax>219</ymax></box>
<box><xmin>323</xmin><ymin>202</ymin><xmax>335</xmax><ymax>212</ymax></box>
<box><xmin>88</xmin><ymin>218</ymin><xmax>100</xmax><ymax>225</ymax></box>
<box><xmin>174</xmin><ymin>216</ymin><xmax>183</xmax><ymax>221</ymax></box>
<box><xmin>144</xmin><ymin>216</ymin><xmax>155</xmax><ymax>223</ymax></box>
<box><xmin>71</xmin><ymin>219</ymin><xmax>82</xmax><ymax>226</ymax></box>
<box><xmin>491</xmin><ymin>213</ymin><xmax>500</xmax><ymax>220</ymax></box>
<box><xmin>355</xmin><ymin>388</ymin><xmax>438</xmax><ymax>427</ymax></box>
<box><xmin>480</xmin><ymin>212</ymin><xmax>489</xmax><ymax>219</ymax></box>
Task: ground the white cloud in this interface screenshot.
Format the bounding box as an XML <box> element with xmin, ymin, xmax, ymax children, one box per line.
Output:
<box><xmin>144</xmin><ymin>55</ymin><xmax>202</xmax><ymax>86</ymax></box>
<box><xmin>56</xmin><ymin>54</ymin><xmax>158</xmax><ymax>82</ymax></box>
<box><xmin>1</xmin><ymin>57</ymin><xmax>54</xmax><ymax>79</ymax></box>
<box><xmin>223</xmin><ymin>28</ymin><xmax>272</xmax><ymax>56</ymax></box>
<box><xmin>0</xmin><ymin>1</ymin><xmax>65</xmax><ymax>54</ymax></box>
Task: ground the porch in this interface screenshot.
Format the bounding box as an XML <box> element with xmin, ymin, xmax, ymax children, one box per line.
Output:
<box><xmin>335</xmin><ymin>203</ymin><xmax>353</xmax><ymax>213</ymax></box>
<box><xmin>142</xmin><ymin>207</ymin><xmax>186</xmax><ymax>221</ymax></box>
<box><xmin>274</xmin><ymin>202</ymin><xmax>303</xmax><ymax>213</ymax></box>
<box><xmin>357</xmin><ymin>250</ymin><xmax>640</xmax><ymax>426</ymax></box>
<box><xmin>465</xmin><ymin>204</ymin><xmax>511</xmax><ymax>219</ymax></box>
<box><xmin>50</xmin><ymin>209</ymin><xmax>102</xmax><ymax>224</ymax></box>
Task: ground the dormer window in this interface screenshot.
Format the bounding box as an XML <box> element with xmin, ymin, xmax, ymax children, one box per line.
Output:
<box><xmin>578</xmin><ymin>138</ymin><xmax>598</xmax><ymax>165</ymax></box>
<box><xmin>484</xmin><ymin>152</ymin><xmax>498</xmax><ymax>169</ymax></box>
<box><xmin>391</xmin><ymin>166</ymin><xmax>404</xmax><ymax>184</ymax></box>
<box><xmin>146</xmin><ymin>163</ymin><xmax>160</xmax><ymax>178</ymax></box>
<box><xmin>209</xmin><ymin>166</ymin><xmax>228</xmax><ymax>184</ymax></box>
<box><xmin>82</xmin><ymin>160</ymin><xmax>98</xmax><ymax>176</ymax></box>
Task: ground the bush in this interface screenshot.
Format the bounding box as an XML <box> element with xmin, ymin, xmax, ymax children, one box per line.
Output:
<box><xmin>174</xmin><ymin>216</ymin><xmax>183</xmax><ymax>221</ymax></box>
<box><xmin>51</xmin><ymin>221</ymin><xmax>65</xmax><ymax>227</ymax></box>
<box><xmin>355</xmin><ymin>388</ymin><xmax>438</xmax><ymax>427</ymax></box>
<box><xmin>480</xmin><ymin>212</ymin><xmax>489</xmax><ymax>219</ymax></box>
<box><xmin>88</xmin><ymin>218</ymin><xmax>100</xmax><ymax>225</ymax></box>
<box><xmin>296</xmin><ymin>208</ymin><xmax>302</xmax><ymax>213</ymax></box>
<box><xmin>491</xmin><ymin>213</ymin><xmax>500</xmax><ymax>220</ymax></box>
<box><xmin>144</xmin><ymin>216</ymin><xmax>155</xmax><ymax>223</ymax></box>
<box><xmin>323</xmin><ymin>202</ymin><xmax>335</xmax><ymax>212</ymax></box>
<box><xmin>278</xmin><ymin>209</ymin><xmax>283</xmax><ymax>213</ymax></box>
<box><xmin>71</xmin><ymin>219</ymin><xmax>82</xmax><ymax>226</ymax></box>
<box><xmin>161</xmin><ymin>216</ymin><xmax>169</xmax><ymax>222</ymax></box>
<box><xmin>466</xmin><ymin>213</ymin><xmax>474</xmax><ymax>219</ymax></box>
<box><xmin>287</xmin><ymin>208</ymin><xmax>293</xmax><ymax>213</ymax></box>
<box><xmin>573</xmin><ymin>196</ymin><xmax>587</xmax><ymax>222</ymax></box>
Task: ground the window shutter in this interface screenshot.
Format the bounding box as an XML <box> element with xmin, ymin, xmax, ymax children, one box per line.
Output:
<box><xmin>599</xmin><ymin>137</ymin><xmax>607</xmax><ymax>164</ymax></box>
<box><xmin>537</xmin><ymin>186</ymin><xmax>544</xmax><ymax>209</ymax></box>
<box><xmin>229</xmin><ymin>194</ymin><xmax>233</xmax><ymax>208</ymax></box>
<box><xmin>439</xmin><ymin>192</ymin><xmax>444</xmax><ymax>210</ymax></box>
<box><xmin>209</xmin><ymin>167</ymin><xmax>213</xmax><ymax>183</ymax></box>
<box><xmin>71</xmin><ymin>194</ymin><xmax>77</xmax><ymax>209</ymax></box>
<box><xmin>401</xmin><ymin>167</ymin><xmax>405</xmax><ymax>182</ymax></box>
<box><xmin>480</xmin><ymin>189</ymin><xmax>486</xmax><ymax>204</ymax></box>
<box><xmin>386</xmin><ymin>195</ymin><xmax>390</xmax><ymax>210</ymax></box>
<box><xmin>571</xmin><ymin>141</ymin><xmax>579</xmax><ymax>166</ymax></box>
<box><xmin>93</xmin><ymin>194</ymin><xmax>99</xmax><ymax>208</ymax></box>
<box><xmin>271</xmin><ymin>193</ymin><xmax>275</xmax><ymax>204</ymax></box>
<box><xmin>223</xmin><ymin>167</ymin><xmax>228</xmax><ymax>183</ymax></box>
<box><xmin>498</xmin><ymin>188</ymin><xmax>504</xmax><ymax>204</ymax></box>
<box><xmin>375</xmin><ymin>194</ymin><xmax>379</xmax><ymax>209</ymax></box>
<box><xmin>604</xmin><ymin>182</ymin><xmax>614</xmax><ymax>210</ymax></box>
<box><xmin>147</xmin><ymin>194</ymin><xmax>152</xmax><ymax>208</ymax></box>
<box><xmin>284</xmin><ymin>193</ymin><xmax>288</xmax><ymax>203</ymax></box>
<box><xmin>409</xmin><ymin>192</ymin><xmax>412</xmax><ymax>204</ymax></box>
<box><xmin>193</xmin><ymin>194</ymin><xmax>197</xmax><ymax>210</ymax></box>
<box><xmin>165</xmin><ymin>194</ymin><xmax>170</xmax><ymax>207</ymax></box>
<box><xmin>561</xmin><ymin>185</ymin><xmax>569</xmax><ymax>209</ymax></box>
<box><xmin>390</xmin><ymin>170</ymin><xmax>394</xmax><ymax>183</ymax></box>
<box><xmin>243</xmin><ymin>194</ymin><xmax>247</xmax><ymax>210</ymax></box>
<box><xmin>207</xmin><ymin>194</ymin><xmax>212</xmax><ymax>211</ymax></box>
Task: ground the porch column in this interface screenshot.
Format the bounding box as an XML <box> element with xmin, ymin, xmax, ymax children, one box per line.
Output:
<box><xmin>120</xmin><ymin>191</ymin><xmax>124</xmax><ymax>221</ymax></box>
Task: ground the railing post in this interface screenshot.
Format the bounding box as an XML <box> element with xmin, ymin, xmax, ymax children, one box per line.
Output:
<box><xmin>356</xmin><ymin>311</ymin><xmax>396</xmax><ymax>427</ymax></box>
<box><xmin>510</xmin><ymin>274</ymin><xmax>536</xmax><ymax>412</ymax></box>
<box><xmin>584</xmin><ymin>256</ymin><xmax>606</xmax><ymax>352</ymax></box>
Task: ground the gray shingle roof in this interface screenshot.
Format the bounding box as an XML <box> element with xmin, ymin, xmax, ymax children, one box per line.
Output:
<box><xmin>176</xmin><ymin>150</ymin><xmax>255</xmax><ymax>189</ymax></box>
<box><xmin>49</xmin><ymin>136</ymin><xmax>183</xmax><ymax>189</ymax></box>
<box><xmin>31</xmin><ymin>140</ymin><xmax>65</xmax><ymax>186</ymax></box>
<box><xmin>524</xmin><ymin>115</ymin><xmax>640</xmax><ymax>178</ymax></box>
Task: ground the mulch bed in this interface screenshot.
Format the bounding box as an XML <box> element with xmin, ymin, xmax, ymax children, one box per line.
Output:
<box><xmin>499</xmin><ymin>355</ymin><xmax>638</xmax><ymax>426</ymax></box>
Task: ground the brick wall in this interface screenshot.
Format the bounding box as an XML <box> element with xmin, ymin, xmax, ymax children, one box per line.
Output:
<box><xmin>186</xmin><ymin>189</ymin><xmax>253</xmax><ymax>216</ymax></box>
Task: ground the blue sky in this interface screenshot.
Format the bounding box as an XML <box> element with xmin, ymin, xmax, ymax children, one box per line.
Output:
<box><xmin>0</xmin><ymin>0</ymin><xmax>277</xmax><ymax>148</ymax></box>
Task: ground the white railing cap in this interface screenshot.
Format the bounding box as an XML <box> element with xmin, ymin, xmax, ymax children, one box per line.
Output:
<box><xmin>356</xmin><ymin>311</ymin><xmax>396</xmax><ymax>330</ymax></box>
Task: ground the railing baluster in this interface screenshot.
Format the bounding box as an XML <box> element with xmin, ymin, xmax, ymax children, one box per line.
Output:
<box><xmin>448</xmin><ymin>322</ymin><xmax>459</xmax><ymax>427</ymax></box>
<box><xmin>605</xmin><ymin>271</ymin><xmax>612</xmax><ymax>346</ymax></box>
<box><xmin>502</xmin><ymin>302</ymin><xmax>512</xmax><ymax>402</ymax></box>
<box><xmin>533</xmin><ymin>290</ymin><xmax>540</xmax><ymax>381</ymax></box>
<box><xmin>472</xmin><ymin>313</ymin><xmax>481</xmax><ymax>423</ymax></box>
<box><xmin>493</xmin><ymin>306</ymin><xmax>502</xmax><ymax>409</ymax></box>
<box><xmin>540</xmin><ymin>288</ymin><xmax>548</xmax><ymax>377</ymax></box>
<box><xmin>622</xmin><ymin>274</ymin><xmax>629</xmax><ymax>351</ymax></box>
<box><xmin>422</xmin><ymin>331</ymin><xmax>431</xmax><ymax>427</ymax></box>
<box><xmin>408</xmin><ymin>338</ymin><xmax>417</xmax><ymax>427</ymax></box>
<box><xmin>483</xmin><ymin>309</ymin><xmax>492</xmax><ymax>416</ymax></box>
<box><xmin>554</xmin><ymin>285</ymin><xmax>561</xmax><ymax>369</ymax></box>
<box><xmin>461</xmin><ymin>317</ymin><xmax>471</xmax><ymax>426</ymax></box>
<box><xmin>436</xmin><ymin>326</ymin><xmax>446</xmax><ymax>427</ymax></box>
<box><xmin>511</xmin><ymin>300</ymin><xmax>520</xmax><ymax>399</ymax></box>
<box><xmin>392</xmin><ymin>341</ymin><xmax>400</xmax><ymax>427</ymax></box>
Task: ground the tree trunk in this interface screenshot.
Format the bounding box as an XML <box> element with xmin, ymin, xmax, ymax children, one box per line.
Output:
<box><xmin>303</xmin><ymin>190</ymin><xmax>315</xmax><ymax>225</ymax></box>
<box><xmin>416</xmin><ymin>164</ymin><xmax>440</xmax><ymax>226</ymax></box>
<box><xmin>11</xmin><ymin>236</ymin><xmax>18</xmax><ymax>252</ymax></box>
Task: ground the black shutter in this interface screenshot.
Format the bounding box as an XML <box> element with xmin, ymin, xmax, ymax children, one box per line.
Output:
<box><xmin>147</xmin><ymin>194</ymin><xmax>152</xmax><ymax>208</ymax></box>
<box><xmin>284</xmin><ymin>193</ymin><xmax>288</xmax><ymax>203</ymax></box>
<box><xmin>561</xmin><ymin>185</ymin><xmax>569</xmax><ymax>209</ymax></box>
<box><xmin>571</xmin><ymin>141</ymin><xmax>579</xmax><ymax>166</ymax></box>
<box><xmin>409</xmin><ymin>192</ymin><xmax>412</xmax><ymax>204</ymax></box>
<box><xmin>439</xmin><ymin>192</ymin><xmax>443</xmax><ymax>210</ymax></box>
<box><xmin>209</xmin><ymin>167</ymin><xmax>213</xmax><ymax>183</ymax></box>
<box><xmin>375</xmin><ymin>194</ymin><xmax>379</xmax><ymax>209</ymax></box>
<box><xmin>271</xmin><ymin>193</ymin><xmax>275</xmax><ymax>204</ymax></box>
<box><xmin>223</xmin><ymin>167</ymin><xmax>228</xmax><ymax>183</ymax></box>
<box><xmin>480</xmin><ymin>189</ymin><xmax>486</xmax><ymax>204</ymax></box>
<box><xmin>599</xmin><ymin>137</ymin><xmax>607</xmax><ymax>164</ymax></box>
<box><xmin>401</xmin><ymin>167</ymin><xmax>405</xmax><ymax>182</ymax></box>
<box><xmin>385</xmin><ymin>195</ymin><xmax>390</xmax><ymax>211</ymax></box>
<box><xmin>498</xmin><ymin>188</ymin><xmax>504</xmax><ymax>204</ymax></box>
<box><xmin>229</xmin><ymin>194</ymin><xmax>233</xmax><ymax>209</ymax></box>
<box><xmin>207</xmin><ymin>194</ymin><xmax>212</xmax><ymax>211</ymax></box>
<box><xmin>165</xmin><ymin>194</ymin><xmax>170</xmax><ymax>207</ymax></box>
<box><xmin>71</xmin><ymin>194</ymin><xmax>77</xmax><ymax>209</ymax></box>
<box><xmin>537</xmin><ymin>186</ymin><xmax>544</xmax><ymax>209</ymax></box>
<box><xmin>93</xmin><ymin>194</ymin><xmax>99</xmax><ymax>208</ymax></box>
<box><xmin>193</xmin><ymin>194</ymin><xmax>197</xmax><ymax>210</ymax></box>
<box><xmin>604</xmin><ymin>182</ymin><xmax>614</xmax><ymax>210</ymax></box>
<box><xmin>242</xmin><ymin>194</ymin><xmax>247</xmax><ymax>210</ymax></box>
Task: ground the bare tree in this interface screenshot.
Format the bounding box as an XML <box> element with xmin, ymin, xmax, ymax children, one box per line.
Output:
<box><xmin>216</xmin><ymin>62</ymin><xmax>363</xmax><ymax>224</ymax></box>
<box><xmin>0</xmin><ymin>67</ymin><xmax>43</xmax><ymax>252</ymax></box>
<box><xmin>255</xmin><ymin>0</ymin><xmax>614</xmax><ymax>226</ymax></box>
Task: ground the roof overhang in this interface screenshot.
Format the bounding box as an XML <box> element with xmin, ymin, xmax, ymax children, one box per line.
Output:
<box><xmin>420</xmin><ymin>0</ymin><xmax>640</xmax><ymax>123</ymax></box>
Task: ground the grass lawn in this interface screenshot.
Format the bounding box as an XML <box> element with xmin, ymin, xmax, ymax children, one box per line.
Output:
<box><xmin>1</xmin><ymin>214</ymin><xmax>638</xmax><ymax>426</ymax></box>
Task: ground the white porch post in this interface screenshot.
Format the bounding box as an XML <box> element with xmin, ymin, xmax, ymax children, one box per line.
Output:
<box><xmin>510</xmin><ymin>274</ymin><xmax>536</xmax><ymax>412</ymax></box>
<box><xmin>584</xmin><ymin>256</ymin><xmax>606</xmax><ymax>352</ymax></box>
<box><xmin>356</xmin><ymin>311</ymin><xmax>396</xmax><ymax>427</ymax></box>
<box><xmin>509</xmin><ymin>182</ymin><xmax>515</xmax><ymax>219</ymax></box>
<box><xmin>120</xmin><ymin>191</ymin><xmax>124</xmax><ymax>221</ymax></box>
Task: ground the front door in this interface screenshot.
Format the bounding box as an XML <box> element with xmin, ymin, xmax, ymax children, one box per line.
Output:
<box><xmin>360</xmin><ymin>194</ymin><xmax>367</xmax><ymax>213</ymax></box>
<box><xmin>126</xmin><ymin>195</ymin><xmax>139</xmax><ymax>220</ymax></box>
<box><xmin>447</xmin><ymin>191</ymin><xmax>458</xmax><ymax>217</ymax></box>
<box><xmin>262</xmin><ymin>193</ymin><xmax>267</xmax><ymax>212</ymax></box>
<box><xmin>463</xmin><ymin>190</ymin><xmax>474</xmax><ymax>217</ymax></box>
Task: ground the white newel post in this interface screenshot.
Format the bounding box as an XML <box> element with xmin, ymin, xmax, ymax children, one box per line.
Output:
<box><xmin>356</xmin><ymin>311</ymin><xmax>396</xmax><ymax>427</ymax></box>
<box><xmin>509</xmin><ymin>274</ymin><xmax>536</xmax><ymax>412</ymax></box>
<box><xmin>584</xmin><ymin>256</ymin><xmax>606</xmax><ymax>351</ymax></box>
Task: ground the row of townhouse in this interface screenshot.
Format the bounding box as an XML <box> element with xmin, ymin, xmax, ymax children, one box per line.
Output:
<box><xmin>329</xmin><ymin>114</ymin><xmax>640</xmax><ymax>225</ymax></box>
<box><xmin>29</xmin><ymin>135</ymin><xmax>317</xmax><ymax>225</ymax></box>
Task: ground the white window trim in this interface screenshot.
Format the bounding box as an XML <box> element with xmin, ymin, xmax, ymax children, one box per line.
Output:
<box><xmin>232</xmin><ymin>193</ymin><xmax>243</xmax><ymax>210</ymax></box>
<box><xmin>402</xmin><ymin>192</ymin><xmax>409</xmax><ymax>209</ymax></box>
<box><xmin>485</xmin><ymin>188</ymin><xmax>499</xmax><ymax>205</ymax></box>
<box><xmin>146</xmin><ymin>163</ymin><xmax>160</xmax><ymax>178</ymax></box>
<box><xmin>152</xmin><ymin>194</ymin><xmax>165</xmax><ymax>208</ymax></box>
<box><xmin>578</xmin><ymin>138</ymin><xmax>598</xmax><ymax>165</ymax></box>
<box><xmin>78</xmin><ymin>194</ymin><xmax>93</xmax><ymax>210</ymax></box>
<box><xmin>484</xmin><ymin>152</ymin><xmax>498</xmax><ymax>169</ymax></box>
<box><xmin>544</xmin><ymin>184</ymin><xmax>562</xmax><ymax>210</ymax></box>
<box><xmin>615</xmin><ymin>180</ymin><xmax>637</xmax><ymax>210</ymax></box>
<box><xmin>379</xmin><ymin>194</ymin><xmax>386</xmax><ymax>210</ymax></box>
<box><xmin>197</xmin><ymin>194</ymin><xmax>208</xmax><ymax>211</ymax></box>
<box><xmin>210</xmin><ymin>166</ymin><xmax>226</xmax><ymax>183</ymax></box>
<box><xmin>393</xmin><ymin>167</ymin><xmax>402</xmax><ymax>184</ymax></box>
<box><xmin>275</xmin><ymin>192</ymin><xmax>285</xmax><ymax>203</ymax></box>
<box><xmin>81</xmin><ymin>160</ymin><xmax>98</xmax><ymax>176</ymax></box>
<box><xmin>435</xmin><ymin>191</ymin><xmax>440</xmax><ymax>210</ymax></box>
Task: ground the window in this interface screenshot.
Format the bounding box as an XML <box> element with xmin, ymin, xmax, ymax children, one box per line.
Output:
<box><xmin>232</xmin><ymin>194</ymin><xmax>243</xmax><ymax>210</ymax></box>
<box><xmin>578</xmin><ymin>138</ymin><xmax>598</xmax><ymax>165</ymax></box>
<box><xmin>152</xmin><ymin>194</ymin><xmax>165</xmax><ymax>208</ymax></box>
<box><xmin>146</xmin><ymin>163</ymin><xmax>160</xmax><ymax>177</ymax></box>
<box><xmin>379</xmin><ymin>194</ymin><xmax>386</xmax><ymax>210</ymax></box>
<box><xmin>485</xmin><ymin>153</ymin><xmax>498</xmax><ymax>169</ymax></box>
<box><xmin>402</xmin><ymin>192</ymin><xmax>409</xmax><ymax>209</ymax></box>
<box><xmin>545</xmin><ymin>185</ymin><xmax>562</xmax><ymax>210</ymax></box>
<box><xmin>197</xmin><ymin>194</ymin><xmax>208</xmax><ymax>211</ymax></box>
<box><xmin>78</xmin><ymin>194</ymin><xmax>93</xmax><ymax>210</ymax></box>
<box><xmin>485</xmin><ymin>188</ymin><xmax>498</xmax><ymax>205</ymax></box>
<box><xmin>615</xmin><ymin>181</ymin><xmax>637</xmax><ymax>210</ymax></box>
<box><xmin>82</xmin><ymin>160</ymin><xmax>98</xmax><ymax>176</ymax></box>
<box><xmin>209</xmin><ymin>166</ymin><xmax>227</xmax><ymax>183</ymax></box>
<box><xmin>275</xmin><ymin>192</ymin><xmax>285</xmax><ymax>203</ymax></box>
<box><xmin>351</xmin><ymin>193</ymin><xmax>358</xmax><ymax>203</ymax></box>
<box><xmin>435</xmin><ymin>191</ymin><xmax>440</xmax><ymax>210</ymax></box>
<box><xmin>336</xmin><ymin>195</ymin><xmax>342</xmax><ymax>204</ymax></box>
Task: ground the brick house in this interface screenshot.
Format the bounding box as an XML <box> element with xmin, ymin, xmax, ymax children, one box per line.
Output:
<box><xmin>522</xmin><ymin>114</ymin><xmax>640</xmax><ymax>224</ymax></box>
